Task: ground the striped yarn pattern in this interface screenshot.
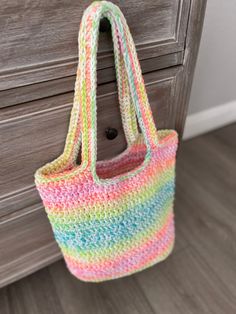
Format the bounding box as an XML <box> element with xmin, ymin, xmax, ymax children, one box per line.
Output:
<box><xmin>35</xmin><ymin>1</ymin><xmax>178</xmax><ymax>282</ymax></box>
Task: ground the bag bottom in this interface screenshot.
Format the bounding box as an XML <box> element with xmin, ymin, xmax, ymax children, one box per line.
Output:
<box><xmin>64</xmin><ymin>231</ymin><xmax>175</xmax><ymax>283</ymax></box>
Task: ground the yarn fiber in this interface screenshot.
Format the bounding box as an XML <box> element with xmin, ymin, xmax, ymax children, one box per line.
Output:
<box><xmin>35</xmin><ymin>1</ymin><xmax>178</xmax><ymax>282</ymax></box>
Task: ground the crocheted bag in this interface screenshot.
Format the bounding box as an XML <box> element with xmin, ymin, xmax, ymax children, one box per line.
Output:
<box><xmin>35</xmin><ymin>1</ymin><xmax>178</xmax><ymax>282</ymax></box>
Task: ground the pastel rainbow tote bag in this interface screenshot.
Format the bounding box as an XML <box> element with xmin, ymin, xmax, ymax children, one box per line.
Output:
<box><xmin>35</xmin><ymin>1</ymin><xmax>178</xmax><ymax>282</ymax></box>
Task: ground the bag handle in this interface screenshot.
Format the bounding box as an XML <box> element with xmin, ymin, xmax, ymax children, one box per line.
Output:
<box><xmin>65</xmin><ymin>1</ymin><xmax>158</xmax><ymax>173</ymax></box>
<box><xmin>116</xmin><ymin>49</ymin><xmax>140</xmax><ymax>145</ymax></box>
<box><xmin>110</xmin><ymin>16</ymin><xmax>139</xmax><ymax>145</ymax></box>
<box><xmin>80</xmin><ymin>1</ymin><xmax>158</xmax><ymax>170</ymax></box>
<box><xmin>64</xmin><ymin>1</ymin><xmax>140</xmax><ymax>167</ymax></box>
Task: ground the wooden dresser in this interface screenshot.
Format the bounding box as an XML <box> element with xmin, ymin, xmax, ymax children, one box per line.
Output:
<box><xmin>0</xmin><ymin>0</ymin><xmax>206</xmax><ymax>287</ymax></box>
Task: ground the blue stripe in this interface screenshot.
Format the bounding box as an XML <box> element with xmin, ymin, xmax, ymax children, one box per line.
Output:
<box><xmin>53</xmin><ymin>181</ymin><xmax>175</xmax><ymax>250</ymax></box>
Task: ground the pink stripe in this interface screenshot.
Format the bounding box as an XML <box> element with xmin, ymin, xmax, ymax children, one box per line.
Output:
<box><xmin>69</xmin><ymin>231</ymin><xmax>173</xmax><ymax>281</ymax></box>
<box><xmin>39</xmin><ymin>153</ymin><xmax>176</xmax><ymax>210</ymax></box>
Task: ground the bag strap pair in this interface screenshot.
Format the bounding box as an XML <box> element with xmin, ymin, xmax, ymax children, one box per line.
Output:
<box><xmin>64</xmin><ymin>1</ymin><xmax>158</xmax><ymax>175</ymax></box>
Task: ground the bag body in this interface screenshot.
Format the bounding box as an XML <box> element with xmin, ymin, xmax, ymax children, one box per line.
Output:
<box><xmin>35</xmin><ymin>1</ymin><xmax>178</xmax><ymax>282</ymax></box>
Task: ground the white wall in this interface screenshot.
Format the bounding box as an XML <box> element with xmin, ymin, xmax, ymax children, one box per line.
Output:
<box><xmin>184</xmin><ymin>0</ymin><xmax>236</xmax><ymax>138</ymax></box>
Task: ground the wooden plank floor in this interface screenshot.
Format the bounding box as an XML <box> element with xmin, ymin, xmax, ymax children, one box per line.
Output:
<box><xmin>1</xmin><ymin>124</ymin><xmax>236</xmax><ymax>314</ymax></box>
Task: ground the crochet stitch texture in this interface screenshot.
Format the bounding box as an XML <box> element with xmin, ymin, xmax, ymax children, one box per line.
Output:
<box><xmin>35</xmin><ymin>1</ymin><xmax>178</xmax><ymax>282</ymax></box>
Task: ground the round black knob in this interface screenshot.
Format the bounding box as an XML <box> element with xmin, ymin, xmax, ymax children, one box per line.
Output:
<box><xmin>105</xmin><ymin>127</ymin><xmax>118</xmax><ymax>140</ymax></box>
<box><xmin>99</xmin><ymin>17</ymin><xmax>111</xmax><ymax>32</ymax></box>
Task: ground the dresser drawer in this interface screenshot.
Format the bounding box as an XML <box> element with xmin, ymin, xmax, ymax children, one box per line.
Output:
<box><xmin>0</xmin><ymin>66</ymin><xmax>184</xmax><ymax>286</ymax></box>
<box><xmin>0</xmin><ymin>0</ymin><xmax>190</xmax><ymax>92</ymax></box>
<box><xmin>1</xmin><ymin>52</ymin><xmax>184</xmax><ymax>108</ymax></box>
<box><xmin>0</xmin><ymin>66</ymin><xmax>183</xmax><ymax>217</ymax></box>
<box><xmin>0</xmin><ymin>0</ymin><xmax>207</xmax><ymax>287</ymax></box>
<box><xmin>0</xmin><ymin>206</ymin><xmax>60</xmax><ymax>287</ymax></box>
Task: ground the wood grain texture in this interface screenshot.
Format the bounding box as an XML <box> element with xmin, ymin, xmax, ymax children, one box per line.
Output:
<box><xmin>0</xmin><ymin>67</ymin><xmax>182</xmax><ymax>216</ymax></box>
<box><xmin>0</xmin><ymin>0</ymin><xmax>190</xmax><ymax>91</ymax></box>
<box><xmin>0</xmin><ymin>0</ymin><xmax>207</xmax><ymax>292</ymax></box>
<box><xmin>174</xmin><ymin>0</ymin><xmax>207</xmax><ymax>137</ymax></box>
<box><xmin>0</xmin><ymin>67</ymin><xmax>183</xmax><ymax>287</ymax></box>
<box><xmin>1</xmin><ymin>124</ymin><xmax>235</xmax><ymax>313</ymax></box>
<box><xmin>0</xmin><ymin>52</ymin><xmax>184</xmax><ymax>109</ymax></box>
<box><xmin>0</xmin><ymin>205</ymin><xmax>60</xmax><ymax>287</ymax></box>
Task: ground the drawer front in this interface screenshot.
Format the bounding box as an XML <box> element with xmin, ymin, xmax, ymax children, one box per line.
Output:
<box><xmin>1</xmin><ymin>52</ymin><xmax>184</xmax><ymax>109</ymax></box>
<box><xmin>0</xmin><ymin>66</ymin><xmax>182</xmax><ymax>217</ymax></box>
<box><xmin>0</xmin><ymin>66</ymin><xmax>183</xmax><ymax>286</ymax></box>
<box><xmin>0</xmin><ymin>0</ymin><xmax>208</xmax><ymax>288</ymax></box>
<box><xmin>0</xmin><ymin>0</ymin><xmax>190</xmax><ymax>91</ymax></box>
<box><xmin>0</xmin><ymin>206</ymin><xmax>60</xmax><ymax>287</ymax></box>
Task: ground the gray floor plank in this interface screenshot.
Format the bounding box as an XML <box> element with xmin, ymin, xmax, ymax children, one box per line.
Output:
<box><xmin>49</xmin><ymin>260</ymin><xmax>154</xmax><ymax>314</ymax></box>
<box><xmin>0</xmin><ymin>288</ymin><xmax>10</xmax><ymax>314</ymax></box>
<box><xmin>175</xmin><ymin>159</ymin><xmax>236</xmax><ymax>303</ymax></box>
<box><xmin>136</xmin><ymin>246</ymin><xmax>236</xmax><ymax>314</ymax></box>
<box><xmin>5</xmin><ymin>267</ymin><xmax>64</xmax><ymax>314</ymax></box>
